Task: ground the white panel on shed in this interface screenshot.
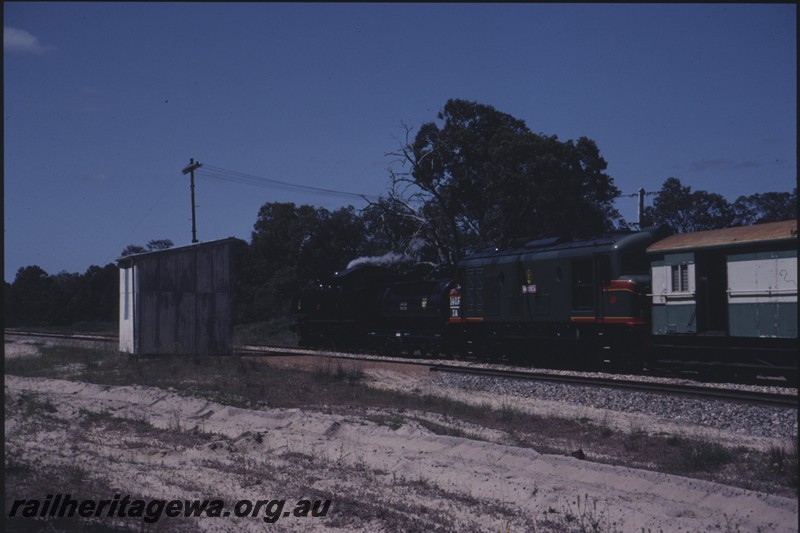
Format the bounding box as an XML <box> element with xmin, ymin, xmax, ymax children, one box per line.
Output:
<box><xmin>119</xmin><ymin>266</ymin><xmax>136</xmax><ymax>353</ymax></box>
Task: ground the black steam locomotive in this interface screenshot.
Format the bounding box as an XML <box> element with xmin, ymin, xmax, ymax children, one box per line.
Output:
<box><xmin>295</xmin><ymin>221</ymin><xmax>797</xmax><ymax>381</ymax></box>
<box><xmin>295</xmin><ymin>262</ymin><xmax>455</xmax><ymax>355</ymax></box>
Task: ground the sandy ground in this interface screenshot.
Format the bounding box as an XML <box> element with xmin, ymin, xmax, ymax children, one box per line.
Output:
<box><xmin>5</xmin><ymin>347</ymin><xmax>798</xmax><ymax>533</ymax></box>
<box><xmin>269</xmin><ymin>354</ymin><xmax>796</xmax><ymax>453</ymax></box>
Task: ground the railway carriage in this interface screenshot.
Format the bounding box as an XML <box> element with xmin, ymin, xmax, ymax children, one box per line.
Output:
<box><xmin>647</xmin><ymin>220</ymin><xmax>797</xmax><ymax>380</ymax></box>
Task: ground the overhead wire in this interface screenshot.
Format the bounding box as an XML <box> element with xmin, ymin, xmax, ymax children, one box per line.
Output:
<box><xmin>114</xmin><ymin>174</ymin><xmax>184</xmax><ymax>259</ymax></box>
<box><xmin>194</xmin><ymin>162</ymin><xmax>657</xmax><ymax>214</ymax></box>
<box><xmin>196</xmin><ymin>163</ymin><xmax>382</xmax><ymax>203</ymax></box>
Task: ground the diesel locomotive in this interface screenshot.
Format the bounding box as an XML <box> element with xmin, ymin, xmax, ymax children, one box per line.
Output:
<box><xmin>295</xmin><ymin>220</ymin><xmax>797</xmax><ymax>381</ymax></box>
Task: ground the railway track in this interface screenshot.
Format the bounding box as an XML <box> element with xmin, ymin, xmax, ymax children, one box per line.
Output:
<box><xmin>237</xmin><ymin>345</ymin><xmax>799</xmax><ymax>409</ymax></box>
<box><xmin>4</xmin><ymin>330</ymin><xmax>118</xmax><ymax>343</ymax></box>
<box><xmin>6</xmin><ymin>331</ymin><xmax>797</xmax><ymax>409</ymax></box>
<box><xmin>426</xmin><ymin>364</ymin><xmax>798</xmax><ymax>409</ymax></box>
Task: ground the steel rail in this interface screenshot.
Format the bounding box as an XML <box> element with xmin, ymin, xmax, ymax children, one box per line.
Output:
<box><xmin>4</xmin><ymin>330</ymin><xmax>118</xmax><ymax>343</ymax></box>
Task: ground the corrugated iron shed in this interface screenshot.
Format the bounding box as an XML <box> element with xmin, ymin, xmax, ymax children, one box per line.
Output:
<box><xmin>117</xmin><ymin>238</ymin><xmax>236</xmax><ymax>355</ymax></box>
<box><xmin>647</xmin><ymin>220</ymin><xmax>797</xmax><ymax>253</ymax></box>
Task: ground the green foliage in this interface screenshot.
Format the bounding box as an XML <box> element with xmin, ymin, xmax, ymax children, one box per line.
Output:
<box><xmin>388</xmin><ymin>99</ymin><xmax>622</xmax><ymax>264</ymax></box>
<box><xmin>733</xmin><ymin>189</ymin><xmax>797</xmax><ymax>226</ymax></box>
<box><xmin>120</xmin><ymin>238</ymin><xmax>174</xmax><ymax>257</ymax></box>
<box><xmin>4</xmin><ymin>263</ymin><xmax>118</xmax><ymax>327</ymax></box>
<box><xmin>237</xmin><ymin>202</ymin><xmax>374</xmax><ymax>322</ymax></box>
<box><xmin>644</xmin><ymin>178</ymin><xmax>796</xmax><ymax>233</ymax></box>
<box><xmin>145</xmin><ymin>238</ymin><xmax>174</xmax><ymax>251</ymax></box>
<box><xmin>119</xmin><ymin>244</ymin><xmax>146</xmax><ymax>257</ymax></box>
<box><xmin>643</xmin><ymin>177</ymin><xmax>735</xmax><ymax>233</ymax></box>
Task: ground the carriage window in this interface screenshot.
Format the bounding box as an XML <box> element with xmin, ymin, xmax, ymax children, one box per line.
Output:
<box><xmin>671</xmin><ymin>264</ymin><xmax>689</xmax><ymax>292</ymax></box>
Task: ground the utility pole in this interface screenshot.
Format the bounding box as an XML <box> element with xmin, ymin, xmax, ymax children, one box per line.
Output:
<box><xmin>637</xmin><ymin>187</ymin><xmax>646</xmax><ymax>228</ymax></box>
<box><xmin>182</xmin><ymin>158</ymin><xmax>202</xmax><ymax>243</ymax></box>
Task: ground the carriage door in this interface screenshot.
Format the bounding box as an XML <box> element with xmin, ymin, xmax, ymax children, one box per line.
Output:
<box><xmin>695</xmin><ymin>251</ymin><xmax>728</xmax><ymax>333</ymax></box>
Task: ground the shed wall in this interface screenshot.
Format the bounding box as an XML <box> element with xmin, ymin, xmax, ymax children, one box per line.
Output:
<box><xmin>119</xmin><ymin>239</ymin><xmax>234</xmax><ymax>355</ymax></box>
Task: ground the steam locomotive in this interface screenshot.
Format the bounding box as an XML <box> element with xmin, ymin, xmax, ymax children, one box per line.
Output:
<box><xmin>295</xmin><ymin>220</ymin><xmax>797</xmax><ymax>382</ymax></box>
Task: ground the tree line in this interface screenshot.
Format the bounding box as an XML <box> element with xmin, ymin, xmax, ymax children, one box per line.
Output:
<box><xmin>5</xmin><ymin>99</ymin><xmax>796</xmax><ymax>328</ymax></box>
<box><xmin>3</xmin><ymin>240</ymin><xmax>174</xmax><ymax>328</ymax></box>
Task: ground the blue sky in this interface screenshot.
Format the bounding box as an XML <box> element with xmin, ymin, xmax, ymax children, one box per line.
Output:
<box><xmin>4</xmin><ymin>3</ymin><xmax>796</xmax><ymax>281</ymax></box>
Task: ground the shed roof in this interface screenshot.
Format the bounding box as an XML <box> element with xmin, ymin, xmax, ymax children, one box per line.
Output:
<box><xmin>647</xmin><ymin>220</ymin><xmax>797</xmax><ymax>253</ymax></box>
<box><xmin>116</xmin><ymin>237</ymin><xmax>238</xmax><ymax>267</ymax></box>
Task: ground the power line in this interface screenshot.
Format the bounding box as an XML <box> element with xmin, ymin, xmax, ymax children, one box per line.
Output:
<box><xmin>115</xmin><ymin>174</ymin><xmax>183</xmax><ymax>258</ymax></box>
<box><xmin>196</xmin><ymin>163</ymin><xmax>382</xmax><ymax>203</ymax></box>
<box><xmin>197</xmin><ymin>163</ymin><xmax>662</xmax><ymax>212</ymax></box>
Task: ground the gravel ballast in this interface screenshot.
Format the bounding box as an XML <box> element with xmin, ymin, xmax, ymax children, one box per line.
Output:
<box><xmin>431</xmin><ymin>371</ymin><xmax>798</xmax><ymax>440</ymax></box>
